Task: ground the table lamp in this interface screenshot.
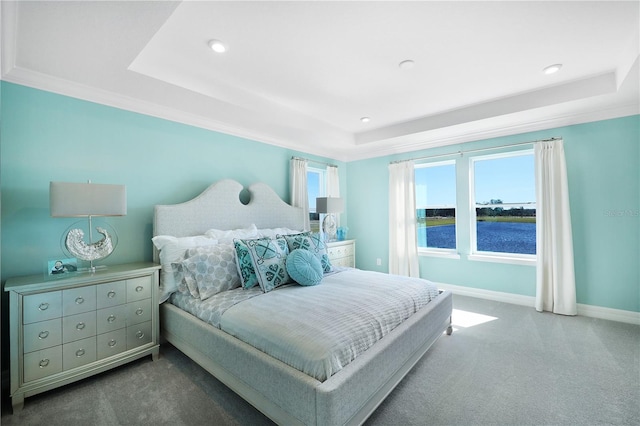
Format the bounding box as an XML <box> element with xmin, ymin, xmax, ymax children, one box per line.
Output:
<box><xmin>315</xmin><ymin>197</ymin><xmax>343</xmax><ymax>241</ymax></box>
<box><xmin>50</xmin><ymin>181</ymin><xmax>127</xmax><ymax>272</ymax></box>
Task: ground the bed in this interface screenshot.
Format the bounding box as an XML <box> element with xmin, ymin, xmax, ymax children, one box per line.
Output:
<box><xmin>153</xmin><ymin>179</ymin><xmax>453</xmax><ymax>425</ymax></box>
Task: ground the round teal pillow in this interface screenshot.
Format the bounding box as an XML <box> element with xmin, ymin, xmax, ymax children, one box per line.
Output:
<box><xmin>286</xmin><ymin>249</ymin><xmax>323</xmax><ymax>286</ymax></box>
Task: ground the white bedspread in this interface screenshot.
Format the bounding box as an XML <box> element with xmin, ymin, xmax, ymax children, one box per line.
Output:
<box><xmin>171</xmin><ymin>268</ymin><xmax>441</xmax><ymax>381</ymax></box>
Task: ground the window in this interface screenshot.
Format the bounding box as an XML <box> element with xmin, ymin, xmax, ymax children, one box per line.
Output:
<box><xmin>415</xmin><ymin>161</ymin><xmax>457</xmax><ymax>251</ymax></box>
<box><xmin>470</xmin><ymin>150</ymin><xmax>536</xmax><ymax>257</ymax></box>
<box><xmin>307</xmin><ymin>167</ymin><xmax>325</xmax><ymax>233</ymax></box>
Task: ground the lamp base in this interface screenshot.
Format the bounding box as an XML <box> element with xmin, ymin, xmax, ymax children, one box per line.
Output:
<box><xmin>61</xmin><ymin>219</ymin><xmax>118</xmax><ymax>269</ymax></box>
<box><xmin>76</xmin><ymin>264</ymin><xmax>109</xmax><ymax>274</ymax></box>
<box><xmin>322</xmin><ymin>214</ymin><xmax>337</xmax><ymax>242</ymax></box>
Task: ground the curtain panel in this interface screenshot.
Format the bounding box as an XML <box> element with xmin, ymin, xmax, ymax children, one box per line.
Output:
<box><xmin>534</xmin><ymin>140</ymin><xmax>577</xmax><ymax>315</ymax></box>
<box><xmin>388</xmin><ymin>161</ymin><xmax>420</xmax><ymax>277</ymax></box>
<box><xmin>290</xmin><ymin>158</ymin><xmax>310</xmax><ymax>231</ymax></box>
<box><xmin>326</xmin><ymin>165</ymin><xmax>341</xmax><ymax>227</ymax></box>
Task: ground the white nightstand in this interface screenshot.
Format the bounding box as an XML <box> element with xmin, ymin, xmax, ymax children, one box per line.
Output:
<box><xmin>5</xmin><ymin>262</ymin><xmax>161</xmax><ymax>411</ymax></box>
<box><xmin>326</xmin><ymin>239</ymin><xmax>356</xmax><ymax>268</ymax></box>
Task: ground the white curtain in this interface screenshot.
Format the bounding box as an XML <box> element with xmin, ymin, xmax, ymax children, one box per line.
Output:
<box><xmin>326</xmin><ymin>165</ymin><xmax>340</xmax><ymax>197</ymax></box>
<box><xmin>326</xmin><ymin>165</ymin><xmax>340</xmax><ymax>227</ymax></box>
<box><xmin>290</xmin><ymin>158</ymin><xmax>310</xmax><ymax>231</ymax></box>
<box><xmin>534</xmin><ymin>140</ymin><xmax>577</xmax><ymax>315</ymax></box>
<box><xmin>388</xmin><ymin>160</ymin><xmax>420</xmax><ymax>277</ymax></box>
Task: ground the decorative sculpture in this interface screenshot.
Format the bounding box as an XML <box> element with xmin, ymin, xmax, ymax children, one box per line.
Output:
<box><xmin>65</xmin><ymin>227</ymin><xmax>114</xmax><ymax>261</ymax></box>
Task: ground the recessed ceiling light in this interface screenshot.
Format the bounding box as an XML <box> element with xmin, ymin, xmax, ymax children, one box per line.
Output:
<box><xmin>543</xmin><ymin>64</ymin><xmax>562</xmax><ymax>75</ymax></box>
<box><xmin>360</xmin><ymin>117</ymin><xmax>371</xmax><ymax>123</ymax></box>
<box><xmin>208</xmin><ymin>39</ymin><xmax>227</xmax><ymax>53</ymax></box>
<box><xmin>399</xmin><ymin>60</ymin><xmax>415</xmax><ymax>70</ymax></box>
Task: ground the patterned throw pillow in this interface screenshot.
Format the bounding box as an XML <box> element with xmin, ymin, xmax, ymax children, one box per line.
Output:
<box><xmin>283</xmin><ymin>232</ymin><xmax>333</xmax><ymax>273</ymax></box>
<box><xmin>171</xmin><ymin>259</ymin><xmax>200</xmax><ymax>298</ymax></box>
<box><xmin>286</xmin><ymin>249</ymin><xmax>323</xmax><ymax>286</ymax></box>
<box><xmin>233</xmin><ymin>239</ymin><xmax>260</xmax><ymax>289</ymax></box>
<box><xmin>240</xmin><ymin>237</ymin><xmax>292</xmax><ymax>293</ymax></box>
<box><xmin>171</xmin><ymin>244</ymin><xmax>222</xmax><ymax>299</ymax></box>
<box><xmin>180</xmin><ymin>244</ymin><xmax>241</xmax><ymax>300</ymax></box>
<box><xmin>152</xmin><ymin>234</ymin><xmax>218</xmax><ymax>300</ymax></box>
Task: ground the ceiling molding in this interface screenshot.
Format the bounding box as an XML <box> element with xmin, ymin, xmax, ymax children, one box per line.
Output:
<box><xmin>354</xmin><ymin>72</ymin><xmax>618</xmax><ymax>146</ymax></box>
<box><xmin>3</xmin><ymin>63</ymin><xmax>638</xmax><ymax>164</ymax></box>
<box><xmin>344</xmin><ymin>102</ymin><xmax>640</xmax><ymax>162</ymax></box>
<box><xmin>1</xmin><ymin>65</ymin><xmax>344</xmax><ymax>160</ymax></box>
<box><xmin>2</xmin><ymin>0</ymin><xmax>638</xmax><ymax>164</ymax></box>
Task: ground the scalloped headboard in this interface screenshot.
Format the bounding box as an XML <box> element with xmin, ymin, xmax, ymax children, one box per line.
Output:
<box><xmin>153</xmin><ymin>179</ymin><xmax>304</xmax><ymax>248</ymax></box>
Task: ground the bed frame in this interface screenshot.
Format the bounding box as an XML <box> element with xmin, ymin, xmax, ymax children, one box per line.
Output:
<box><xmin>153</xmin><ymin>179</ymin><xmax>453</xmax><ymax>425</ymax></box>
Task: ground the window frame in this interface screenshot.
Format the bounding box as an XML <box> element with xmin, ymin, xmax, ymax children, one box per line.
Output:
<box><xmin>468</xmin><ymin>149</ymin><xmax>536</xmax><ymax>265</ymax></box>
<box><xmin>415</xmin><ymin>160</ymin><xmax>459</xmax><ymax>258</ymax></box>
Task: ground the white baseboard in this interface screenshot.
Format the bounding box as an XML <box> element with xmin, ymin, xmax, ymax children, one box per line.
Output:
<box><xmin>575</xmin><ymin>303</ymin><xmax>640</xmax><ymax>326</ymax></box>
<box><xmin>437</xmin><ymin>283</ymin><xmax>640</xmax><ymax>325</ymax></box>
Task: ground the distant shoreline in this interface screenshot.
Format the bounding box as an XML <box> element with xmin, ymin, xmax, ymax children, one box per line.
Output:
<box><xmin>419</xmin><ymin>216</ymin><xmax>536</xmax><ymax>227</ymax></box>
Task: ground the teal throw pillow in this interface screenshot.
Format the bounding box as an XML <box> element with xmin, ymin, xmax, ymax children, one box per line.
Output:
<box><xmin>284</xmin><ymin>232</ymin><xmax>333</xmax><ymax>273</ymax></box>
<box><xmin>241</xmin><ymin>237</ymin><xmax>292</xmax><ymax>293</ymax></box>
<box><xmin>233</xmin><ymin>239</ymin><xmax>259</xmax><ymax>289</ymax></box>
<box><xmin>286</xmin><ymin>249</ymin><xmax>323</xmax><ymax>286</ymax></box>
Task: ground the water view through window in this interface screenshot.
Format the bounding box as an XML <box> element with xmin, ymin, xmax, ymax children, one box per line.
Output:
<box><xmin>415</xmin><ymin>162</ymin><xmax>457</xmax><ymax>250</ymax></box>
<box><xmin>473</xmin><ymin>151</ymin><xmax>536</xmax><ymax>255</ymax></box>
<box><xmin>415</xmin><ymin>150</ymin><xmax>536</xmax><ymax>256</ymax></box>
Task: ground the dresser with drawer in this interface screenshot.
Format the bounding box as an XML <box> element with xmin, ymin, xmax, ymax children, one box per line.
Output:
<box><xmin>5</xmin><ymin>262</ymin><xmax>161</xmax><ymax>411</ymax></box>
<box><xmin>326</xmin><ymin>239</ymin><xmax>356</xmax><ymax>268</ymax></box>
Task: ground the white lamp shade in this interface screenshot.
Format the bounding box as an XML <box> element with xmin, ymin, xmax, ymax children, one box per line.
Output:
<box><xmin>50</xmin><ymin>182</ymin><xmax>127</xmax><ymax>217</ymax></box>
<box><xmin>316</xmin><ymin>197</ymin><xmax>343</xmax><ymax>214</ymax></box>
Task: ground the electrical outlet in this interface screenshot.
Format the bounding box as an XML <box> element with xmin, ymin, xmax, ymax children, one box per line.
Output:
<box><xmin>376</xmin><ymin>258</ymin><xmax>382</xmax><ymax>266</ymax></box>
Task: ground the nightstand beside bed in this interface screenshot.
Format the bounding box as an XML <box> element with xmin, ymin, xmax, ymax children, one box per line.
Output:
<box><xmin>5</xmin><ymin>262</ymin><xmax>160</xmax><ymax>411</ymax></box>
<box><xmin>326</xmin><ymin>239</ymin><xmax>356</xmax><ymax>268</ymax></box>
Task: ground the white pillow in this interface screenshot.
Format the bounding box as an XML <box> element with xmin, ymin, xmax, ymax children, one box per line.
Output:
<box><xmin>152</xmin><ymin>235</ymin><xmax>218</xmax><ymax>302</ymax></box>
<box><xmin>204</xmin><ymin>224</ymin><xmax>259</xmax><ymax>242</ymax></box>
<box><xmin>257</xmin><ymin>227</ymin><xmax>301</xmax><ymax>239</ymax></box>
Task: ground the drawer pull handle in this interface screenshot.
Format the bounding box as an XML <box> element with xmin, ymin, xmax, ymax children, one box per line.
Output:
<box><xmin>75</xmin><ymin>296</ymin><xmax>84</xmax><ymax>304</ymax></box>
<box><xmin>107</xmin><ymin>290</ymin><xmax>116</xmax><ymax>299</ymax></box>
<box><xmin>39</xmin><ymin>359</ymin><xmax>50</xmax><ymax>368</ymax></box>
<box><xmin>76</xmin><ymin>322</ymin><xmax>86</xmax><ymax>330</ymax></box>
<box><xmin>38</xmin><ymin>330</ymin><xmax>49</xmax><ymax>339</ymax></box>
<box><xmin>107</xmin><ymin>315</ymin><xmax>116</xmax><ymax>323</ymax></box>
<box><xmin>135</xmin><ymin>308</ymin><xmax>144</xmax><ymax>316</ymax></box>
<box><xmin>108</xmin><ymin>339</ymin><xmax>117</xmax><ymax>347</ymax></box>
<box><xmin>135</xmin><ymin>285</ymin><xmax>144</xmax><ymax>293</ymax></box>
<box><xmin>136</xmin><ymin>330</ymin><xmax>145</xmax><ymax>339</ymax></box>
<box><xmin>38</xmin><ymin>302</ymin><xmax>49</xmax><ymax>311</ymax></box>
<box><xmin>75</xmin><ymin>349</ymin><xmax>85</xmax><ymax>357</ymax></box>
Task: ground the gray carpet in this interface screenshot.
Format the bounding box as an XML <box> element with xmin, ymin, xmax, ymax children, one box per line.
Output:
<box><xmin>2</xmin><ymin>295</ymin><xmax>639</xmax><ymax>425</ymax></box>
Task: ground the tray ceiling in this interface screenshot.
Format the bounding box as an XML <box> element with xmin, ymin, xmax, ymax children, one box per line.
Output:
<box><xmin>2</xmin><ymin>1</ymin><xmax>638</xmax><ymax>161</ymax></box>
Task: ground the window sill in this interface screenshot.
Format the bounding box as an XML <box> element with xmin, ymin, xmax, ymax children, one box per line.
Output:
<box><xmin>468</xmin><ymin>253</ymin><xmax>536</xmax><ymax>266</ymax></box>
<box><xmin>418</xmin><ymin>249</ymin><xmax>461</xmax><ymax>260</ymax></box>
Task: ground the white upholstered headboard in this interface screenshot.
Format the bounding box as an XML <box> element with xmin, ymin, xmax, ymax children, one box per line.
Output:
<box><xmin>153</xmin><ymin>180</ymin><xmax>305</xmax><ymax>259</ymax></box>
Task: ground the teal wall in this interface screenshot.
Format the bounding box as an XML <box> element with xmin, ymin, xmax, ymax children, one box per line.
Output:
<box><xmin>1</xmin><ymin>82</ymin><xmax>637</xmax><ymax>313</ymax></box>
<box><xmin>0</xmin><ymin>82</ymin><xmax>346</xmax><ymax>282</ymax></box>
<box><xmin>1</xmin><ymin>82</ymin><xmax>638</xmax><ymax>377</ymax></box>
<box><xmin>0</xmin><ymin>82</ymin><xmax>640</xmax><ymax>380</ymax></box>
<box><xmin>348</xmin><ymin>115</ymin><xmax>640</xmax><ymax>313</ymax></box>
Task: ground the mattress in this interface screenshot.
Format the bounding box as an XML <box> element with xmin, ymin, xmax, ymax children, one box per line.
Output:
<box><xmin>170</xmin><ymin>268</ymin><xmax>441</xmax><ymax>381</ymax></box>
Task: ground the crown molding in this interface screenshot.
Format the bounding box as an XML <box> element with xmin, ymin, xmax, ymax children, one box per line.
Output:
<box><xmin>1</xmin><ymin>66</ymin><xmax>344</xmax><ymax>160</ymax></box>
<box><xmin>2</xmin><ymin>65</ymin><xmax>637</xmax><ymax>164</ymax></box>
<box><xmin>343</xmin><ymin>102</ymin><xmax>640</xmax><ymax>162</ymax></box>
